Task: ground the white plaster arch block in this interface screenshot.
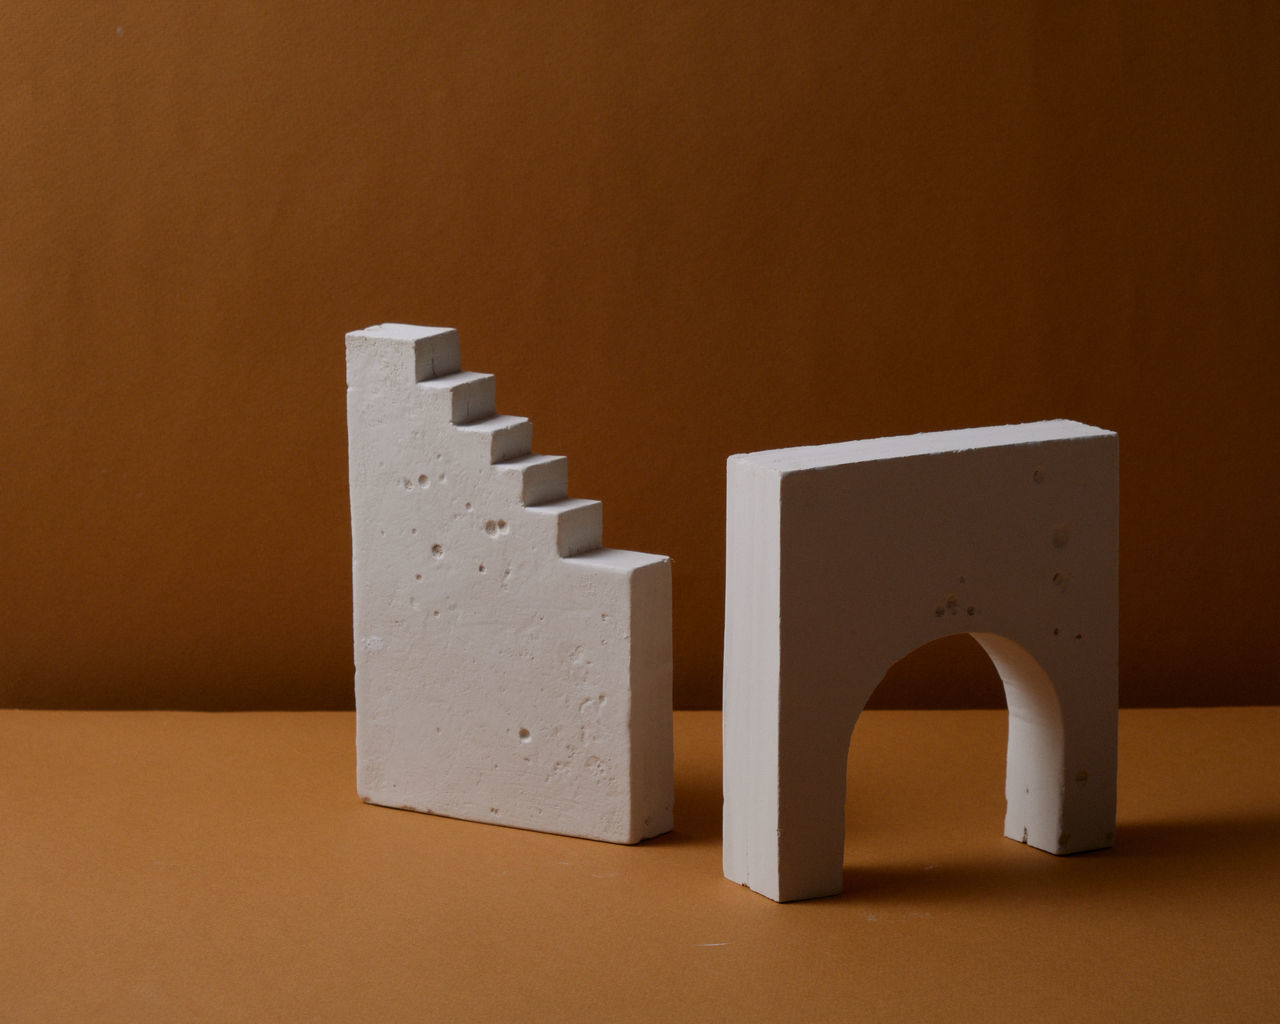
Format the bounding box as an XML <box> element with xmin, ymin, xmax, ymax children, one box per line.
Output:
<box><xmin>347</xmin><ymin>324</ymin><xmax>673</xmax><ymax>844</ymax></box>
<box><xmin>722</xmin><ymin>421</ymin><xmax>1118</xmax><ymax>901</ymax></box>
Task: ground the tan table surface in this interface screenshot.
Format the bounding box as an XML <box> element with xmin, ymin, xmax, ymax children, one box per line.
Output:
<box><xmin>3</xmin><ymin>708</ymin><xmax>1277</xmax><ymax>1022</ymax></box>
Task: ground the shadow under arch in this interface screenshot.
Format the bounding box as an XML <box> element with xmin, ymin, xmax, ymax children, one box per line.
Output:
<box><xmin>752</xmin><ymin>625</ymin><xmax>1116</xmax><ymax>902</ymax></box>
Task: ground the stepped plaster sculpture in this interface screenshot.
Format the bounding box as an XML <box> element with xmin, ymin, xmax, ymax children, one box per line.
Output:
<box><xmin>346</xmin><ymin>324</ymin><xmax>673</xmax><ymax>843</ymax></box>
<box><xmin>723</xmin><ymin>420</ymin><xmax>1118</xmax><ymax>901</ymax></box>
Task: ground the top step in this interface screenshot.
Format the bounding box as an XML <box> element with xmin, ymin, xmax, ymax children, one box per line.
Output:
<box><xmin>346</xmin><ymin>324</ymin><xmax>460</xmax><ymax>388</ymax></box>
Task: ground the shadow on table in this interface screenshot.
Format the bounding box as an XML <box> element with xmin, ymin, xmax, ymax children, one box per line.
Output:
<box><xmin>646</xmin><ymin>771</ymin><xmax>723</xmax><ymax>848</ymax></box>
<box><xmin>830</xmin><ymin>809</ymin><xmax>1280</xmax><ymax>906</ymax></box>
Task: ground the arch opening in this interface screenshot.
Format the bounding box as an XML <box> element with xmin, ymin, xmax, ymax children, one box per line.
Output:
<box><xmin>844</xmin><ymin>632</ymin><xmax>1067</xmax><ymax>865</ymax></box>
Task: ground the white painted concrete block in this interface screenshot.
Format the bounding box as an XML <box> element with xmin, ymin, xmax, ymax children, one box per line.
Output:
<box><xmin>347</xmin><ymin>324</ymin><xmax>673</xmax><ymax>844</ymax></box>
<box><xmin>723</xmin><ymin>421</ymin><xmax>1118</xmax><ymax>901</ymax></box>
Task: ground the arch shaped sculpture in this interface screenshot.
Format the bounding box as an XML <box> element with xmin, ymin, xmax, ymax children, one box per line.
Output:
<box><xmin>722</xmin><ymin>421</ymin><xmax>1118</xmax><ymax>901</ymax></box>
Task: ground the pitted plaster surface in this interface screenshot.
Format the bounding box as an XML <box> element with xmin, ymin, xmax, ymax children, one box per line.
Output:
<box><xmin>348</xmin><ymin>325</ymin><xmax>673</xmax><ymax>844</ymax></box>
<box><xmin>723</xmin><ymin>421</ymin><xmax>1118</xmax><ymax>900</ymax></box>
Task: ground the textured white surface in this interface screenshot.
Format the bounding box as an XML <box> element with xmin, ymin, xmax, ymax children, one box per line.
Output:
<box><xmin>347</xmin><ymin>324</ymin><xmax>673</xmax><ymax>843</ymax></box>
<box><xmin>723</xmin><ymin>420</ymin><xmax>1119</xmax><ymax>900</ymax></box>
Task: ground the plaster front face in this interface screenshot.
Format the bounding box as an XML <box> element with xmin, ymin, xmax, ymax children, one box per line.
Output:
<box><xmin>347</xmin><ymin>324</ymin><xmax>673</xmax><ymax>844</ymax></box>
<box><xmin>723</xmin><ymin>421</ymin><xmax>1118</xmax><ymax>900</ymax></box>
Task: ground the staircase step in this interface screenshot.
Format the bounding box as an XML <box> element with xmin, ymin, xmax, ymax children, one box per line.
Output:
<box><xmin>419</xmin><ymin>371</ymin><xmax>497</xmax><ymax>424</ymax></box>
<box><xmin>525</xmin><ymin>498</ymin><xmax>603</xmax><ymax>557</ymax></box>
<box><xmin>455</xmin><ymin>415</ymin><xmax>533</xmax><ymax>464</ymax></box>
<box><xmin>344</xmin><ymin>324</ymin><xmax>459</xmax><ymax>388</ymax></box>
<box><xmin>381</xmin><ymin>323</ymin><xmax>461</xmax><ymax>380</ymax></box>
<box><xmin>492</xmin><ymin>454</ymin><xmax>569</xmax><ymax>506</ymax></box>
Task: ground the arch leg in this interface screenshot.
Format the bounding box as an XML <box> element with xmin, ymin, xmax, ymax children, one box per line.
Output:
<box><xmin>774</xmin><ymin>715</ymin><xmax>853</xmax><ymax>901</ymax></box>
<box><xmin>975</xmin><ymin>632</ymin><xmax>1116</xmax><ymax>854</ymax></box>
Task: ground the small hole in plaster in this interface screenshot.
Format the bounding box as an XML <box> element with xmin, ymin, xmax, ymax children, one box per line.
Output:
<box><xmin>518</xmin><ymin>728</ymin><xmax>531</xmax><ymax>743</ymax></box>
<box><xmin>1053</xmin><ymin>627</ymin><xmax>1060</xmax><ymax>636</ymax></box>
<box><xmin>1033</xmin><ymin>467</ymin><xmax>1045</xmax><ymax>484</ymax></box>
<box><xmin>485</xmin><ymin>520</ymin><xmax>499</xmax><ymax>536</ymax></box>
<box><xmin>432</xmin><ymin>609</ymin><xmax>439</xmax><ymax>617</ymax></box>
<box><xmin>464</xmin><ymin>501</ymin><xmax>472</xmax><ymax>511</ymax></box>
<box><xmin>400</xmin><ymin>477</ymin><xmax>413</xmax><ymax>490</ymax></box>
<box><xmin>418</xmin><ymin>474</ymin><xmax>430</xmax><ymax>488</ymax></box>
<box><xmin>410</xmin><ymin>527</ymin><xmax>417</xmax><ymax>535</ymax></box>
<box><xmin>439</xmin><ymin>473</ymin><xmax>447</xmax><ymax>483</ymax></box>
<box><xmin>414</xmin><ymin>573</ymin><xmax>422</xmax><ymax>581</ymax></box>
<box><xmin>431</xmin><ymin>544</ymin><xmax>443</xmax><ymax>558</ymax></box>
<box><xmin>478</xmin><ymin>563</ymin><xmax>486</xmax><ymax>573</ymax></box>
<box><xmin>1074</xmin><ymin>633</ymin><xmax>1084</xmax><ymax>641</ymax></box>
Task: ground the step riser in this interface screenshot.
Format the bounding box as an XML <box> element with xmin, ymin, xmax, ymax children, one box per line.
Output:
<box><xmin>417</xmin><ymin>371</ymin><xmax>498</xmax><ymax>425</ymax></box>
<box><xmin>528</xmin><ymin>500</ymin><xmax>604</xmax><ymax>557</ymax></box>
<box><xmin>493</xmin><ymin>455</ymin><xmax>569</xmax><ymax>507</ymax></box>
<box><xmin>447</xmin><ymin>376</ymin><xmax>496</xmax><ymax>424</ymax></box>
<box><xmin>457</xmin><ymin>418</ymin><xmax>533</xmax><ymax>464</ymax></box>
<box><xmin>415</xmin><ymin>333</ymin><xmax>461</xmax><ymax>381</ymax></box>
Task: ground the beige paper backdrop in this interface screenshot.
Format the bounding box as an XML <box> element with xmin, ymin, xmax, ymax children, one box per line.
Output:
<box><xmin>3</xmin><ymin>2</ymin><xmax>1277</xmax><ymax>708</ymax></box>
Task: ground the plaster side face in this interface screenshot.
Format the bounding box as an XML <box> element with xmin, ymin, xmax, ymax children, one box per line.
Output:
<box><xmin>723</xmin><ymin>421</ymin><xmax>1118</xmax><ymax>901</ymax></box>
<box><xmin>347</xmin><ymin>325</ymin><xmax>673</xmax><ymax>844</ymax></box>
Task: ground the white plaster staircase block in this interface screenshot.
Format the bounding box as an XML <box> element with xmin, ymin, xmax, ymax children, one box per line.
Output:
<box><xmin>347</xmin><ymin>323</ymin><xmax>673</xmax><ymax>844</ymax></box>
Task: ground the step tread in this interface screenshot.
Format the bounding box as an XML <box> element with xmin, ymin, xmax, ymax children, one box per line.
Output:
<box><xmin>495</xmin><ymin>453</ymin><xmax>566</xmax><ymax>469</ymax></box>
<box><xmin>524</xmin><ymin>497</ymin><xmax>601</xmax><ymax>514</ymax></box>
<box><xmin>418</xmin><ymin>370</ymin><xmax>494</xmax><ymax>389</ymax></box>
<box><xmin>456</xmin><ymin>414</ymin><xmax>529</xmax><ymax>433</ymax></box>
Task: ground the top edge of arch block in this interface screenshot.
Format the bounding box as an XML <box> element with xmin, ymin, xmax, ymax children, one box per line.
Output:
<box><xmin>731</xmin><ymin>420</ymin><xmax>1114</xmax><ymax>474</ymax></box>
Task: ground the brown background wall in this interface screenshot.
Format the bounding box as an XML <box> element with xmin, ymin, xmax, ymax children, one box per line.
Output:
<box><xmin>3</xmin><ymin>2</ymin><xmax>1277</xmax><ymax>710</ymax></box>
